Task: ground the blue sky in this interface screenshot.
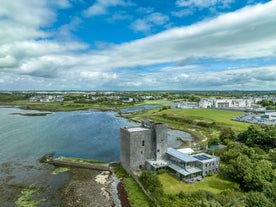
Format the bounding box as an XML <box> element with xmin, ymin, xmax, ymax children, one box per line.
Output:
<box><xmin>0</xmin><ymin>0</ymin><xmax>275</xmax><ymax>90</ymax></box>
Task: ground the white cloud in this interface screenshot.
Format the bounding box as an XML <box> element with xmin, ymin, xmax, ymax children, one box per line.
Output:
<box><xmin>130</xmin><ymin>12</ymin><xmax>170</xmax><ymax>34</ymax></box>
<box><xmin>112</xmin><ymin>65</ymin><xmax>276</xmax><ymax>90</ymax></box>
<box><xmin>106</xmin><ymin>12</ymin><xmax>132</xmax><ymax>23</ymax></box>
<box><xmin>56</xmin><ymin>17</ymin><xmax>83</xmax><ymax>40</ymax></box>
<box><xmin>130</xmin><ymin>19</ymin><xmax>152</xmax><ymax>34</ymax></box>
<box><xmin>0</xmin><ymin>55</ymin><xmax>17</xmax><ymax>68</ymax></box>
<box><xmin>83</xmin><ymin>0</ymin><xmax>128</xmax><ymax>17</ymax></box>
<box><xmin>147</xmin><ymin>13</ymin><xmax>170</xmax><ymax>26</ymax></box>
<box><xmin>171</xmin><ymin>9</ymin><xmax>193</xmax><ymax>18</ymax></box>
<box><xmin>1</xmin><ymin>0</ymin><xmax>276</xmax><ymax>90</ymax></box>
<box><xmin>0</xmin><ymin>1</ymin><xmax>54</xmax><ymax>44</ymax></box>
<box><xmin>176</xmin><ymin>0</ymin><xmax>234</xmax><ymax>9</ymax></box>
<box><xmin>112</xmin><ymin>1</ymin><xmax>276</xmax><ymax>68</ymax></box>
<box><xmin>80</xmin><ymin>71</ymin><xmax>117</xmax><ymax>80</ymax></box>
<box><xmin>160</xmin><ymin>65</ymin><xmax>199</xmax><ymax>72</ymax></box>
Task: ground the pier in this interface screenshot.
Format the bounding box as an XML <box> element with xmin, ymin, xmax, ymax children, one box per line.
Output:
<box><xmin>39</xmin><ymin>153</ymin><xmax>111</xmax><ymax>171</ymax></box>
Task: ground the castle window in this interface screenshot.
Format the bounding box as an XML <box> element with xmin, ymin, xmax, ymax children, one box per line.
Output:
<box><xmin>141</xmin><ymin>151</ymin><xmax>143</xmax><ymax>154</ymax></box>
<box><xmin>157</xmin><ymin>149</ymin><xmax>160</xmax><ymax>152</ymax></box>
<box><xmin>142</xmin><ymin>140</ymin><xmax>144</xmax><ymax>146</ymax></box>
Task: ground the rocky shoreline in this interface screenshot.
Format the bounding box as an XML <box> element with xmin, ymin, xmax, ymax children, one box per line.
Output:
<box><xmin>0</xmin><ymin>159</ymin><xmax>130</xmax><ymax>207</ymax></box>
<box><xmin>57</xmin><ymin>167</ymin><xmax>132</xmax><ymax>207</ymax></box>
<box><xmin>58</xmin><ymin>168</ymin><xmax>114</xmax><ymax>207</ymax></box>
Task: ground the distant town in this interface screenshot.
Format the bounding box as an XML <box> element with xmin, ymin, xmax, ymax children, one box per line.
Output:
<box><xmin>1</xmin><ymin>90</ymin><xmax>276</xmax><ymax>125</ymax></box>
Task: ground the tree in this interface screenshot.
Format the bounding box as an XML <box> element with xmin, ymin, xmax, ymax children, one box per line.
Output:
<box><xmin>243</xmin><ymin>159</ymin><xmax>273</xmax><ymax>191</ymax></box>
<box><xmin>139</xmin><ymin>171</ymin><xmax>163</xmax><ymax>196</ymax></box>
<box><xmin>219</xmin><ymin>128</ymin><xmax>236</xmax><ymax>144</ymax></box>
<box><xmin>238</xmin><ymin>125</ymin><xmax>276</xmax><ymax>149</ymax></box>
<box><xmin>219</xmin><ymin>141</ymin><xmax>242</xmax><ymax>163</ymax></box>
<box><xmin>263</xmin><ymin>181</ymin><xmax>276</xmax><ymax>204</ymax></box>
<box><xmin>245</xmin><ymin>191</ymin><xmax>273</xmax><ymax>207</ymax></box>
<box><xmin>224</xmin><ymin>154</ymin><xmax>253</xmax><ymax>187</ymax></box>
<box><xmin>208</xmin><ymin>138</ymin><xmax>220</xmax><ymax>147</ymax></box>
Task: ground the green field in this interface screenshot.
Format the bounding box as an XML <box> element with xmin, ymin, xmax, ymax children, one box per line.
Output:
<box><xmin>163</xmin><ymin>108</ymin><xmax>250</xmax><ymax>130</ymax></box>
<box><xmin>123</xmin><ymin>108</ymin><xmax>250</xmax><ymax>141</ymax></box>
<box><xmin>158</xmin><ymin>173</ymin><xmax>238</xmax><ymax>194</ymax></box>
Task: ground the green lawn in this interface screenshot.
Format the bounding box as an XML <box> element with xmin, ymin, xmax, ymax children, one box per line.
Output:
<box><xmin>113</xmin><ymin>164</ymin><xmax>153</xmax><ymax>207</ymax></box>
<box><xmin>124</xmin><ymin>177</ymin><xmax>153</xmax><ymax>207</ymax></box>
<box><xmin>158</xmin><ymin>173</ymin><xmax>238</xmax><ymax>194</ymax></box>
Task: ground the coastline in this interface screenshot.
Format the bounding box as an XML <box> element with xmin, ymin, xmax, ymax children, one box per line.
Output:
<box><xmin>57</xmin><ymin>168</ymin><xmax>122</xmax><ymax>207</ymax></box>
<box><xmin>0</xmin><ymin>105</ymin><xmax>194</xmax><ymax>206</ymax></box>
<box><xmin>0</xmin><ymin>158</ymin><xmax>129</xmax><ymax>207</ymax></box>
<box><xmin>51</xmin><ymin>158</ymin><xmax>130</xmax><ymax>207</ymax></box>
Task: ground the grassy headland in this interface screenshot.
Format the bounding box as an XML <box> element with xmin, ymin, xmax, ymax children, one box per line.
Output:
<box><xmin>121</xmin><ymin>107</ymin><xmax>250</xmax><ymax>142</ymax></box>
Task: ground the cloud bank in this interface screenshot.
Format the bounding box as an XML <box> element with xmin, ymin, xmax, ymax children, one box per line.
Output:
<box><xmin>0</xmin><ymin>0</ymin><xmax>275</xmax><ymax>90</ymax></box>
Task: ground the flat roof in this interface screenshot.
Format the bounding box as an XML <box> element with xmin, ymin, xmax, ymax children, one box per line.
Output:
<box><xmin>168</xmin><ymin>164</ymin><xmax>202</xmax><ymax>176</ymax></box>
<box><xmin>127</xmin><ymin>127</ymin><xmax>149</xmax><ymax>132</ymax></box>
<box><xmin>146</xmin><ymin>160</ymin><xmax>168</xmax><ymax>168</ymax></box>
<box><xmin>192</xmin><ymin>153</ymin><xmax>217</xmax><ymax>162</ymax></box>
<box><xmin>167</xmin><ymin>148</ymin><xmax>198</xmax><ymax>162</ymax></box>
<box><xmin>177</xmin><ymin>148</ymin><xmax>194</xmax><ymax>154</ymax></box>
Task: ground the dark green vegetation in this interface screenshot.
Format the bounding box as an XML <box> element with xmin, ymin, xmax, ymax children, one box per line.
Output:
<box><xmin>258</xmin><ymin>100</ymin><xmax>276</xmax><ymax>110</ymax></box>
<box><xmin>113</xmin><ymin>164</ymin><xmax>153</xmax><ymax>207</ymax></box>
<box><xmin>237</xmin><ymin>125</ymin><xmax>276</xmax><ymax>149</ymax></box>
<box><xmin>140</xmin><ymin>171</ymin><xmax>164</xmax><ymax>197</ymax></box>
<box><xmin>0</xmin><ymin>92</ymin><xmax>28</xmax><ymax>103</ymax></box>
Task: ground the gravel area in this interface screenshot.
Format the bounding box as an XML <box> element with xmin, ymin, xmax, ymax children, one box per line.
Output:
<box><xmin>58</xmin><ymin>168</ymin><xmax>113</xmax><ymax>207</ymax></box>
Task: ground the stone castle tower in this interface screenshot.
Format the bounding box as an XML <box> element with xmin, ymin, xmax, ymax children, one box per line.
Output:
<box><xmin>120</xmin><ymin>120</ymin><xmax>167</xmax><ymax>173</ymax></box>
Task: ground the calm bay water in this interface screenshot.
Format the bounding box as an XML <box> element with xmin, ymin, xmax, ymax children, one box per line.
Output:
<box><xmin>0</xmin><ymin>108</ymin><xmax>137</xmax><ymax>206</ymax></box>
<box><xmin>0</xmin><ymin>107</ymin><xmax>136</xmax><ymax>163</ymax></box>
<box><xmin>119</xmin><ymin>104</ymin><xmax>161</xmax><ymax>113</ymax></box>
